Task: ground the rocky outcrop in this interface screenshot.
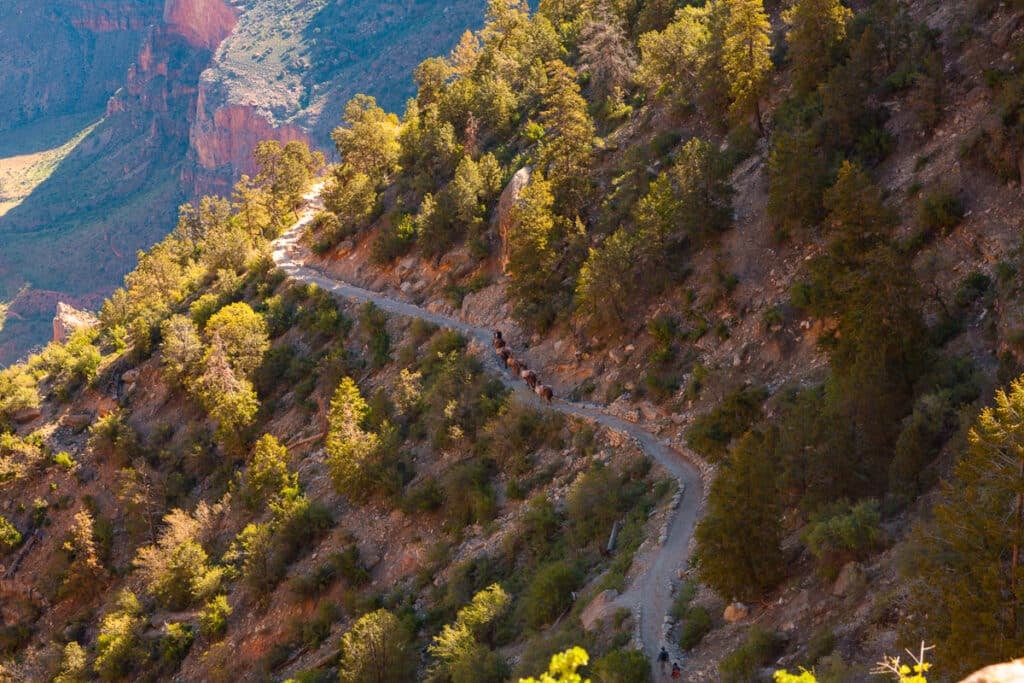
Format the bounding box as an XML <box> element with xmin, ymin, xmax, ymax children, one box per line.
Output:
<box><xmin>960</xmin><ymin>660</ymin><xmax>1024</xmax><ymax>682</ymax></box>
<box><xmin>723</xmin><ymin>602</ymin><xmax>750</xmax><ymax>623</ymax></box>
<box><xmin>0</xmin><ymin>1</ymin><xmax>162</xmax><ymax>132</ymax></box>
<box><xmin>495</xmin><ymin>167</ymin><xmax>531</xmax><ymax>273</ymax></box>
<box><xmin>52</xmin><ymin>302</ymin><xmax>99</xmax><ymax>344</ymax></box>
<box><xmin>185</xmin><ymin>85</ymin><xmax>309</xmax><ymax>194</ymax></box>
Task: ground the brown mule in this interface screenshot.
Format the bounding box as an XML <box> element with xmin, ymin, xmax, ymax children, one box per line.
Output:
<box><xmin>534</xmin><ymin>384</ymin><xmax>553</xmax><ymax>403</ymax></box>
<box><xmin>521</xmin><ymin>369</ymin><xmax>538</xmax><ymax>389</ymax></box>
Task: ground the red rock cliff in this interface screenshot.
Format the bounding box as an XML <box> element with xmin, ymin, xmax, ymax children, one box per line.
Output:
<box><xmin>185</xmin><ymin>83</ymin><xmax>310</xmax><ymax>194</ymax></box>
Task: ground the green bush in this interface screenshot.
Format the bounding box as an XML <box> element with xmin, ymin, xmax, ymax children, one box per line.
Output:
<box><xmin>919</xmin><ymin>190</ymin><xmax>964</xmax><ymax>234</ymax></box>
<box><xmin>719</xmin><ymin>626</ymin><xmax>785</xmax><ymax>683</ymax></box>
<box><xmin>802</xmin><ymin>499</ymin><xmax>882</xmax><ymax>576</ymax></box>
<box><xmin>567</xmin><ymin>465</ymin><xmax>627</xmax><ymax>548</ymax></box>
<box><xmin>686</xmin><ymin>386</ymin><xmax>768</xmax><ymax>461</ymax></box>
<box><xmin>679</xmin><ymin>605</ymin><xmax>712</xmax><ymax>650</ymax></box>
<box><xmin>301</xmin><ymin>601</ymin><xmax>341</xmax><ymax>648</ymax></box>
<box><xmin>520</xmin><ymin>561</ymin><xmax>583</xmax><ymax>629</ymax></box>
<box><xmin>0</xmin><ymin>515</ymin><xmax>22</xmax><ymax>553</ymax></box>
<box><xmin>591</xmin><ymin>648</ymin><xmax>651</xmax><ymax>682</ymax></box>
<box><xmin>371</xmin><ymin>214</ymin><xmax>416</xmax><ymax>264</ymax></box>
<box><xmin>200</xmin><ymin>595</ymin><xmax>232</xmax><ymax>639</ymax></box>
<box><xmin>158</xmin><ymin>622</ymin><xmax>194</xmax><ymax>673</ymax></box>
<box><xmin>359</xmin><ymin>302</ymin><xmax>391</xmax><ymax>368</ymax></box>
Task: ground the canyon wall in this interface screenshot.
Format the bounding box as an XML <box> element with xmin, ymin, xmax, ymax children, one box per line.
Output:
<box><xmin>0</xmin><ymin>0</ymin><xmax>485</xmax><ymax>364</ymax></box>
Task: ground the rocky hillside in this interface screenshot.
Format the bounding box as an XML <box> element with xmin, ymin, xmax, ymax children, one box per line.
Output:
<box><xmin>5</xmin><ymin>0</ymin><xmax>1024</xmax><ymax>681</ymax></box>
<box><xmin>0</xmin><ymin>0</ymin><xmax>484</xmax><ymax>365</ymax></box>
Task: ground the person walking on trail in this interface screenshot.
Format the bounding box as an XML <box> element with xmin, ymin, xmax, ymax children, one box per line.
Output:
<box><xmin>658</xmin><ymin>647</ymin><xmax>669</xmax><ymax>675</ymax></box>
<box><xmin>671</xmin><ymin>662</ymin><xmax>681</xmax><ymax>679</ymax></box>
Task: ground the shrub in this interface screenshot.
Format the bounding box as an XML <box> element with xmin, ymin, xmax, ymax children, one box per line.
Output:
<box><xmin>680</xmin><ymin>605</ymin><xmax>712</xmax><ymax>650</ymax></box>
<box><xmin>919</xmin><ymin>190</ymin><xmax>964</xmax><ymax>234</ymax></box>
<box><xmin>719</xmin><ymin>626</ymin><xmax>785</xmax><ymax>683</ymax></box>
<box><xmin>442</xmin><ymin>461</ymin><xmax>497</xmax><ymax>527</ymax></box>
<box><xmin>0</xmin><ymin>516</ymin><xmax>22</xmax><ymax>553</ymax></box>
<box><xmin>802</xmin><ymin>499</ymin><xmax>882</xmax><ymax>576</ymax></box>
<box><xmin>199</xmin><ymin>595</ymin><xmax>232</xmax><ymax>639</ymax></box>
<box><xmin>521</xmin><ymin>561</ymin><xmax>583</xmax><ymax>629</ymax></box>
<box><xmin>53</xmin><ymin>451</ymin><xmax>76</xmax><ymax>470</ymax></box>
<box><xmin>371</xmin><ymin>214</ymin><xmax>416</xmax><ymax>264</ymax></box>
<box><xmin>93</xmin><ymin>590</ymin><xmax>145</xmax><ymax>680</ymax></box>
<box><xmin>591</xmin><ymin>648</ymin><xmax>651</xmax><ymax>682</ymax></box>
<box><xmin>158</xmin><ymin>622</ymin><xmax>194</xmax><ymax>672</ymax></box>
<box><xmin>566</xmin><ymin>465</ymin><xmax>625</xmax><ymax>548</ymax></box>
<box><xmin>686</xmin><ymin>386</ymin><xmax>768</xmax><ymax>461</ymax></box>
<box><xmin>302</xmin><ymin>601</ymin><xmax>341</xmax><ymax>648</ymax></box>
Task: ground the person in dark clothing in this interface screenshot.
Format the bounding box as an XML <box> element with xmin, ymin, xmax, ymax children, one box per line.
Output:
<box><xmin>671</xmin><ymin>662</ymin><xmax>681</xmax><ymax>679</ymax></box>
<box><xmin>658</xmin><ymin>647</ymin><xmax>669</xmax><ymax>674</ymax></box>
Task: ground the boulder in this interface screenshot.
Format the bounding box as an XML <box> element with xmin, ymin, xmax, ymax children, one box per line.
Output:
<box><xmin>64</xmin><ymin>413</ymin><xmax>93</xmax><ymax>429</ymax></box>
<box><xmin>495</xmin><ymin>167</ymin><xmax>531</xmax><ymax>273</ymax></box>
<box><xmin>122</xmin><ymin>368</ymin><xmax>141</xmax><ymax>384</ymax></box>
<box><xmin>723</xmin><ymin>602</ymin><xmax>749</xmax><ymax>623</ymax></box>
<box><xmin>832</xmin><ymin>561</ymin><xmax>866</xmax><ymax>597</ymax></box>
<box><xmin>12</xmin><ymin>407</ymin><xmax>42</xmax><ymax>424</ymax></box>
<box><xmin>580</xmin><ymin>589</ymin><xmax>619</xmax><ymax>631</ymax></box>
<box><xmin>52</xmin><ymin>302</ymin><xmax>99</xmax><ymax>345</ymax></box>
<box><xmin>960</xmin><ymin>660</ymin><xmax>1024</xmax><ymax>683</ymax></box>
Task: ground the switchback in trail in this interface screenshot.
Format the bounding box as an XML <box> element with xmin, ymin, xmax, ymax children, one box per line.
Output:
<box><xmin>271</xmin><ymin>185</ymin><xmax>708</xmax><ymax>669</ymax></box>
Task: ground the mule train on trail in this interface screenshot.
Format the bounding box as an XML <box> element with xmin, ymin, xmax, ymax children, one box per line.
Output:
<box><xmin>494</xmin><ymin>330</ymin><xmax>553</xmax><ymax>403</ymax></box>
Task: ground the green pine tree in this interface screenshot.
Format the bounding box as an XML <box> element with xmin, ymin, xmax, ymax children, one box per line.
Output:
<box><xmin>695</xmin><ymin>430</ymin><xmax>785</xmax><ymax>601</ymax></box>
<box><xmin>906</xmin><ymin>377</ymin><xmax>1024</xmax><ymax>678</ymax></box>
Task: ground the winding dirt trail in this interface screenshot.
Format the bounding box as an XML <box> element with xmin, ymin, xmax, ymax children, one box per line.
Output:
<box><xmin>272</xmin><ymin>186</ymin><xmax>707</xmax><ymax>669</ymax></box>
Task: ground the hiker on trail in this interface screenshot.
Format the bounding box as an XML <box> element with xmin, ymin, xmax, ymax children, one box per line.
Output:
<box><xmin>671</xmin><ymin>662</ymin><xmax>681</xmax><ymax>679</ymax></box>
<box><xmin>658</xmin><ymin>647</ymin><xmax>669</xmax><ymax>674</ymax></box>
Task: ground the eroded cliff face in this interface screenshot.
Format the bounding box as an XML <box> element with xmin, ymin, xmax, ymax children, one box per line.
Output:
<box><xmin>185</xmin><ymin>82</ymin><xmax>310</xmax><ymax>195</ymax></box>
<box><xmin>0</xmin><ymin>1</ymin><xmax>162</xmax><ymax>131</ymax></box>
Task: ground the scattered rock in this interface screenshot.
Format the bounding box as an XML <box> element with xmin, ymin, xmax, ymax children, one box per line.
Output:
<box><xmin>64</xmin><ymin>413</ymin><xmax>93</xmax><ymax>429</ymax></box>
<box><xmin>580</xmin><ymin>589</ymin><xmax>619</xmax><ymax>631</ymax></box>
<box><xmin>832</xmin><ymin>561</ymin><xmax>866</xmax><ymax>597</ymax></box>
<box><xmin>12</xmin><ymin>407</ymin><xmax>42</xmax><ymax>424</ymax></box>
<box><xmin>723</xmin><ymin>602</ymin><xmax>750</xmax><ymax>623</ymax></box>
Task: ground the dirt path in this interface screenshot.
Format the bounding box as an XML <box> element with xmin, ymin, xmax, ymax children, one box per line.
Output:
<box><xmin>272</xmin><ymin>186</ymin><xmax>707</xmax><ymax>670</ymax></box>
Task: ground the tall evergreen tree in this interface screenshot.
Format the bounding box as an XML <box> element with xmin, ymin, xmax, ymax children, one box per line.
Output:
<box><xmin>536</xmin><ymin>60</ymin><xmax>596</xmax><ymax>218</ymax></box>
<box><xmin>782</xmin><ymin>0</ymin><xmax>853</xmax><ymax>95</ymax></box>
<box><xmin>906</xmin><ymin>378</ymin><xmax>1024</xmax><ymax>678</ymax></box>
<box><xmin>695</xmin><ymin>430</ymin><xmax>785</xmax><ymax>601</ymax></box>
<box><xmin>722</xmin><ymin>0</ymin><xmax>772</xmax><ymax>135</ymax></box>
<box><xmin>507</xmin><ymin>175</ymin><xmax>561</xmax><ymax>331</ymax></box>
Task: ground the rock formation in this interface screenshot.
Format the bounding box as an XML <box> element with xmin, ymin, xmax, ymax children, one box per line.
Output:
<box><xmin>495</xmin><ymin>167</ymin><xmax>531</xmax><ymax>273</ymax></box>
<box><xmin>52</xmin><ymin>302</ymin><xmax>99</xmax><ymax>344</ymax></box>
<box><xmin>960</xmin><ymin>660</ymin><xmax>1024</xmax><ymax>682</ymax></box>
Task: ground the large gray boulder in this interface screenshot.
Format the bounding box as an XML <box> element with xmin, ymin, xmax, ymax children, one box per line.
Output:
<box><xmin>494</xmin><ymin>167</ymin><xmax>531</xmax><ymax>273</ymax></box>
